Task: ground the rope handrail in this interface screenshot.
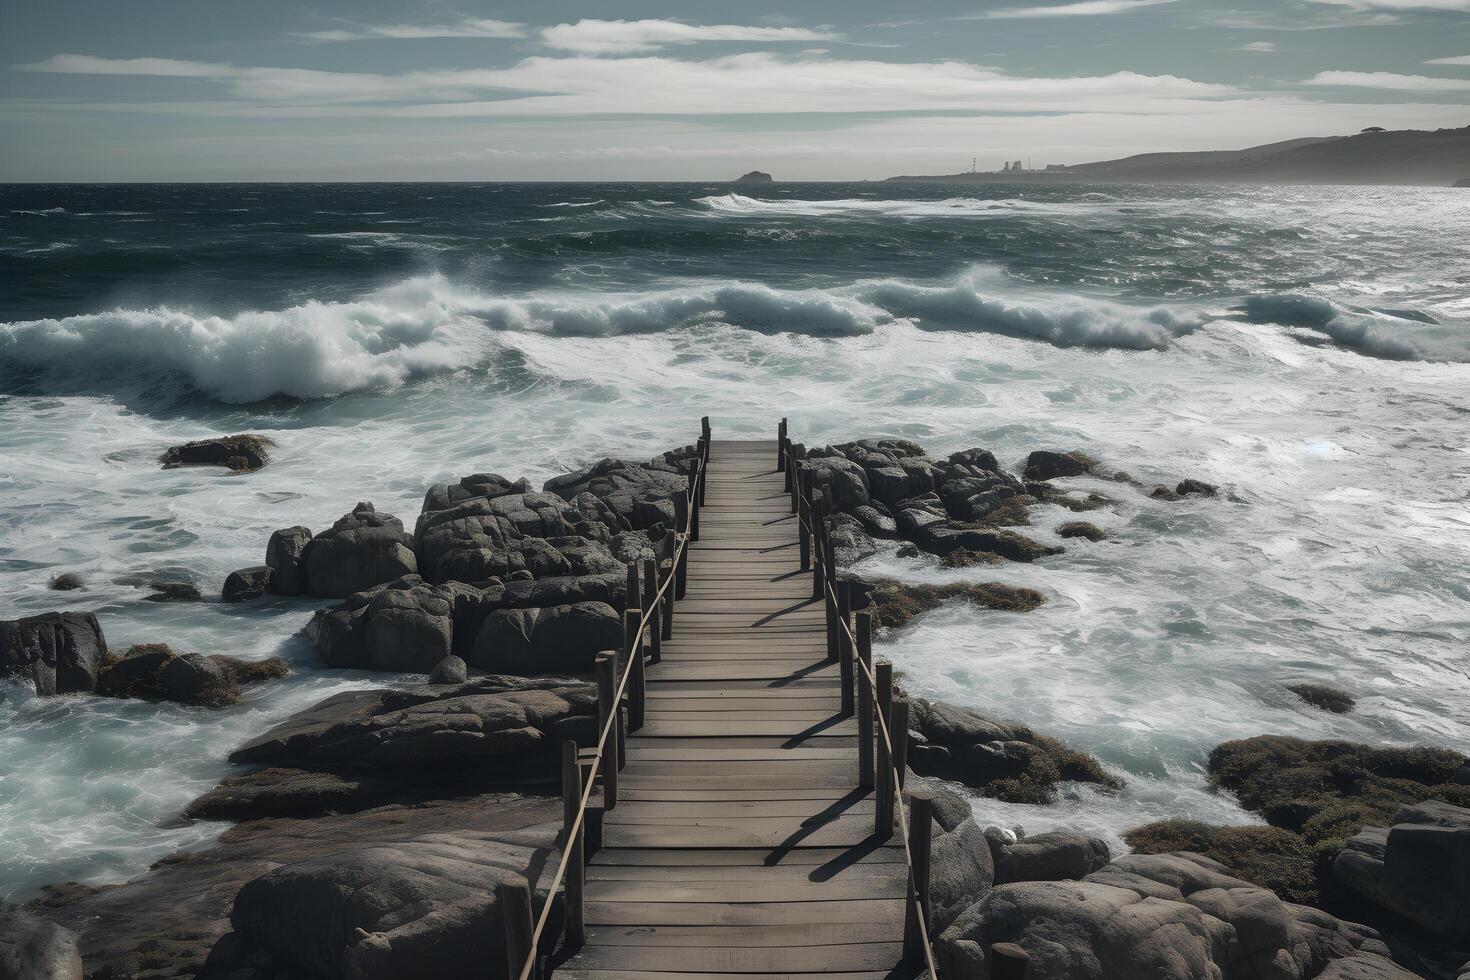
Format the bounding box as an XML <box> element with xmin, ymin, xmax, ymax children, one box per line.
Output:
<box><xmin>515</xmin><ymin>444</ymin><xmax>706</xmax><ymax>980</ymax></box>
<box><xmin>794</xmin><ymin>491</ymin><xmax>941</xmax><ymax>980</ymax></box>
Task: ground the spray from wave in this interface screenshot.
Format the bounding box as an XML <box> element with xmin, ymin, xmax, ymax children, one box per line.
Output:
<box><xmin>1235</xmin><ymin>294</ymin><xmax>1460</xmax><ymax>361</ymax></box>
<box><xmin>695</xmin><ymin>193</ymin><xmax>1141</xmax><ymax>219</ymax></box>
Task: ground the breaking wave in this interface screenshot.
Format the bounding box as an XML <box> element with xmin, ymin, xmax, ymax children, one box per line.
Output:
<box><xmin>0</xmin><ymin>271</ymin><xmax>1216</xmax><ymax>403</ymax></box>
<box><xmin>696</xmin><ymin>193</ymin><xmax>1145</xmax><ymax>219</ymax></box>
<box><xmin>1237</xmin><ymin>294</ymin><xmax>1465</xmax><ymax>361</ymax></box>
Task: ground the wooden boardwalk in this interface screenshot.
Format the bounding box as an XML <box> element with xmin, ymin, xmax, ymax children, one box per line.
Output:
<box><xmin>557</xmin><ymin>439</ymin><xmax>908</xmax><ymax>980</ymax></box>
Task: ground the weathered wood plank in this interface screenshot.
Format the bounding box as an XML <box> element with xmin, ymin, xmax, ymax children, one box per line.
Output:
<box><xmin>583</xmin><ymin>899</ymin><xmax>905</xmax><ymax>927</ymax></box>
<box><xmin>560</xmin><ymin>942</ymin><xmax>906</xmax><ymax>973</ymax></box>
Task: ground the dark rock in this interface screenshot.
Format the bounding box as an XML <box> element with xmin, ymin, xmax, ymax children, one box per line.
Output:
<box><xmin>184</xmin><ymin>767</ymin><xmax>401</xmax><ymax>821</ymax></box>
<box><xmin>34</xmin><ymin>792</ymin><xmax>559</xmax><ymax>980</ymax></box>
<box><xmin>305</xmin><ymin>503</ymin><xmax>417</xmax><ymax>598</ymax></box>
<box><xmin>1177</xmin><ymin>478</ymin><xmax>1218</xmax><ymax>497</ymax></box>
<box><xmin>1022</xmin><ymin>450</ymin><xmax>1095</xmax><ymax>481</ymax></box>
<box><xmin>543</xmin><ymin>455</ymin><xmax>691</xmax><ymax>532</ymax></box>
<box><xmin>938</xmin><ymin>549</ymin><xmax>1003</xmax><ymax>568</ymax></box>
<box><xmin>499</xmin><ymin>572</ymin><xmax>626</xmax><ymax>611</ymax></box>
<box><xmin>48</xmin><ymin>573</ymin><xmax>83</xmax><ymax>591</ymax></box>
<box><xmin>1057</xmin><ymin>521</ymin><xmax>1106</xmax><ymax>541</ymax></box>
<box><xmin>160</xmin><ymin>434</ymin><xmax>273</xmax><ymax>473</ymax></box>
<box><xmin>421</xmin><ymin>473</ymin><xmax>529</xmax><ymax>515</ymax></box>
<box><xmin>850</xmin><ymin>503</ymin><xmax>898</xmax><ymax>538</ymax></box>
<box><xmin>227</xmin><ymin>826</ymin><xmax>561</xmax><ymax>980</ymax></box>
<box><xmin>265</xmin><ymin>526</ymin><xmax>312</xmax><ymax>596</ymax></box>
<box><xmin>947</xmin><ymin>448</ymin><xmax>1000</xmax><ymax>472</ymax></box>
<box><xmin>0</xmin><ymin>611</ymin><xmax>107</xmax><ymax>695</ymax></box>
<box><xmin>143</xmin><ymin>580</ymin><xmax>203</xmax><ymax>602</ymax></box>
<box><xmin>993</xmin><ymin>831</ymin><xmax>1111</xmax><ymax>884</ymax></box>
<box><xmin>1288</xmin><ymin>683</ymin><xmax>1355</xmax><ymax>714</ymax></box>
<box><xmin>802</xmin><ymin>454</ymin><xmax>870</xmax><ymax>510</ymax></box>
<box><xmin>95</xmin><ymin>643</ymin><xmax>264</xmax><ymax>707</ymax></box>
<box><xmin>825</xmin><ymin>513</ymin><xmax>879</xmax><ymax>566</ymax></box>
<box><xmin>916</xmin><ymin>781</ymin><xmax>995</xmax><ymax>933</ymax></box>
<box><xmin>1333</xmin><ymin>800</ymin><xmax>1470</xmax><ymax>944</ymax></box>
<box><xmin>734</xmin><ymin>170</ymin><xmax>774</xmax><ymax>182</ymax></box>
<box><xmin>862</xmin><ymin>580</ymin><xmax>1045</xmax><ymax>629</ymax></box>
<box><xmin>906</xmin><ymin>698</ymin><xmax>1120</xmax><ymax>803</ymax></box>
<box><xmin>938</xmin><ymin>471</ymin><xmax>1026</xmax><ymax>523</ymax></box>
<box><xmin>415</xmin><ymin>491</ymin><xmax>612</xmax><ymax>585</ymax></box>
<box><xmin>430</xmin><ymin>655</ymin><xmax>469</xmax><ymax>685</ymax></box>
<box><xmin>221</xmin><ymin>566</ymin><xmax>271</xmax><ymax>602</ymax></box>
<box><xmin>225</xmin><ymin>677</ymin><xmax>595</xmax><ymax>774</ymax></box>
<box><xmin>304</xmin><ymin>577</ymin><xmax>458</xmax><ymax>672</ymax></box>
<box><xmin>470</xmin><ymin>601</ymin><xmax>622</xmax><ymax>675</ymax></box>
<box><xmin>937</xmin><ymin>851</ymin><xmax>1407</xmax><ymax>980</ymax></box>
<box><xmin>914</xmin><ymin>524</ymin><xmax>1063</xmax><ymax>563</ymax></box>
<box><xmin>0</xmin><ymin>900</ymin><xmax>82</xmax><ymax>980</ymax></box>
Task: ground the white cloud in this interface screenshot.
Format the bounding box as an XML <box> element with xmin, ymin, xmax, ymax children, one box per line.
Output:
<box><xmin>982</xmin><ymin>0</ymin><xmax>1181</xmax><ymax>19</ymax></box>
<box><xmin>14</xmin><ymin>51</ymin><xmax>1239</xmax><ymax>115</ymax></box>
<box><xmin>1306</xmin><ymin>69</ymin><xmax>1470</xmax><ymax>89</ymax></box>
<box><xmin>1306</xmin><ymin>0</ymin><xmax>1470</xmax><ymax>10</ymax></box>
<box><xmin>538</xmin><ymin>19</ymin><xmax>841</xmax><ymax>55</ymax></box>
<box><xmin>1425</xmin><ymin>54</ymin><xmax>1470</xmax><ymax>63</ymax></box>
<box><xmin>1236</xmin><ymin>41</ymin><xmax>1278</xmax><ymax>51</ymax></box>
<box><xmin>293</xmin><ymin>19</ymin><xmax>524</xmax><ymax>42</ymax></box>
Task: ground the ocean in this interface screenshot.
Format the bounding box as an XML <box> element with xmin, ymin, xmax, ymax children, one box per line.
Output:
<box><xmin>1</xmin><ymin>180</ymin><xmax>1468</xmax><ymax>898</ymax></box>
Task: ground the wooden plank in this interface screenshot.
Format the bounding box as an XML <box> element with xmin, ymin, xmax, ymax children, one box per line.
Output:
<box><xmin>580</xmin><ymin>922</ymin><xmax>897</xmax><ymax>947</ymax></box>
<box><xmin>590</xmin><ymin>847</ymin><xmax>904</xmax><ymax>867</ymax></box>
<box><xmin>584</xmin><ymin>899</ymin><xmax>904</xmax><ymax>927</ymax></box>
<box><xmin>599</xmin><ymin>799</ymin><xmax>876</xmax><ymax>821</ymax></box>
<box><xmin>554</xmin><ymin>971</ymin><xmax>894</xmax><ymax>980</ymax></box>
<box><xmin>560</xmin><ymin>942</ymin><xmax>906</xmax><ymax>972</ymax></box>
<box><xmin>594</xmin><ymin>820</ymin><xmax>877</xmax><ymax>849</ymax></box>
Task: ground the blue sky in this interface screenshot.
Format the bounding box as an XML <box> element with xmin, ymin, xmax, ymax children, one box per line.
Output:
<box><xmin>1</xmin><ymin>0</ymin><xmax>1467</xmax><ymax>180</ymax></box>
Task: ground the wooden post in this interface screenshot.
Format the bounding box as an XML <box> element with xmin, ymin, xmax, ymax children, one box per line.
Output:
<box><xmin>875</xmin><ymin>661</ymin><xmax>894</xmax><ymax>841</ymax></box>
<box><xmin>689</xmin><ymin>454</ymin><xmax>702</xmax><ymax>542</ymax></box>
<box><xmin>624</xmin><ymin>609</ymin><xmax>645</xmax><ymax>732</ymax></box>
<box><xmin>892</xmin><ymin>698</ymin><xmax>909</xmax><ymax>791</ymax></box>
<box><xmin>660</xmin><ymin>536</ymin><xmax>675</xmax><ymax>640</ymax></box>
<box><xmin>856</xmin><ymin>611</ymin><xmax>875</xmax><ymax>788</ymax></box>
<box><xmin>810</xmin><ymin>496</ymin><xmax>825</xmax><ymax>599</ymax></box>
<box><xmin>625</xmin><ymin>562</ymin><xmax>641</xmax><ymax>619</ymax></box>
<box><xmin>697</xmin><ymin>433</ymin><xmax>708</xmax><ymax>507</ymax></box>
<box><xmin>798</xmin><ymin>493</ymin><xmax>811</xmax><ymax>572</ymax></box>
<box><xmin>643</xmin><ymin>558</ymin><xmax>661</xmax><ymax>663</ymax></box>
<box><xmin>788</xmin><ymin>456</ymin><xmax>799</xmax><ymax>514</ymax></box>
<box><xmin>777</xmin><ymin>418</ymin><xmax>787</xmax><ymax>468</ymax></box>
<box><xmin>904</xmin><ymin>789</ymin><xmax>935</xmax><ymax>966</ymax></box>
<box><xmin>497</xmin><ymin>876</ymin><xmax>536</xmax><ymax>980</ymax></box>
<box><xmin>561</xmin><ymin>739</ymin><xmax>586</xmax><ymax>948</ymax></box>
<box><xmin>824</xmin><ymin>568</ymin><xmax>839</xmax><ymax>664</ymax></box>
<box><xmin>675</xmin><ymin>536</ymin><xmax>689</xmax><ymax>600</ymax></box>
<box><xmin>991</xmin><ymin>943</ymin><xmax>1031</xmax><ymax>979</ymax></box>
<box><xmin>673</xmin><ymin>491</ymin><xmax>689</xmax><ymax>537</ymax></box>
<box><xmin>701</xmin><ymin>415</ymin><xmax>711</xmax><ymax>443</ymax></box>
<box><xmin>838</xmin><ymin>581</ymin><xmax>854</xmax><ymax>715</ymax></box>
<box><xmin>595</xmin><ymin>653</ymin><xmax>618</xmax><ymax>810</ymax></box>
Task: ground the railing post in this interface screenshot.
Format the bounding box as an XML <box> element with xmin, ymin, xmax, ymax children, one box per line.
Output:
<box><xmin>797</xmin><ymin>493</ymin><xmax>810</xmax><ymax>572</ymax></box>
<box><xmin>701</xmin><ymin>415</ymin><xmax>711</xmax><ymax>443</ymax></box>
<box><xmin>698</xmin><ymin>424</ymin><xmax>709</xmax><ymax>506</ymax></box>
<box><xmin>561</xmin><ymin>739</ymin><xmax>586</xmax><ymax>949</ymax></box>
<box><xmin>811</xmin><ymin>496</ymin><xmax>825</xmax><ymax>599</ymax></box>
<box><xmin>690</xmin><ymin>452</ymin><xmax>702</xmax><ymax>542</ymax></box>
<box><xmin>777</xmin><ymin>417</ymin><xmax>787</xmax><ymax>469</ymax></box>
<box><xmin>660</xmin><ymin>536</ymin><xmax>675</xmax><ymax>638</ymax></box>
<box><xmin>875</xmin><ymin>661</ymin><xmax>894</xmax><ymax>841</ymax></box>
<box><xmin>892</xmin><ymin>697</ymin><xmax>909</xmax><ymax>791</ymax></box>
<box><xmin>625</xmin><ymin>562</ymin><xmax>641</xmax><ymax>619</ymax></box>
<box><xmin>856</xmin><ymin>611</ymin><xmax>875</xmax><ymax>788</ymax></box>
<box><xmin>824</xmin><ymin>567</ymin><xmax>839</xmax><ymax>664</ymax></box>
<box><xmin>643</xmin><ymin>558</ymin><xmax>661</xmax><ymax>663</ymax></box>
<box><xmin>675</xmin><ymin>535</ymin><xmax>689</xmax><ymax>601</ymax></box>
<box><xmin>787</xmin><ymin>456</ymin><xmax>798</xmax><ymax>513</ymax></box>
<box><xmin>673</xmin><ymin>491</ymin><xmax>689</xmax><ymax>538</ymax></box>
<box><xmin>991</xmin><ymin>943</ymin><xmax>1031</xmax><ymax>979</ymax></box>
<box><xmin>904</xmin><ymin>789</ymin><xmax>935</xmax><ymax>966</ymax></box>
<box><xmin>838</xmin><ymin>581</ymin><xmax>854</xmax><ymax>715</ymax></box>
<box><xmin>595</xmin><ymin>652</ymin><xmax>618</xmax><ymax>810</ymax></box>
<box><xmin>624</xmin><ymin>609</ymin><xmax>645</xmax><ymax>732</ymax></box>
<box><xmin>498</xmin><ymin>876</ymin><xmax>537</xmax><ymax>980</ymax></box>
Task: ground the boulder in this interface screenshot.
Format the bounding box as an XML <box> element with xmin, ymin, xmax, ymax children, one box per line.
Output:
<box><xmin>1022</xmin><ymin>450</ymin><xmax>1094</xmax><ymax>481</ymax></box>
<box><xmin>1057</xmin><ymin>521</ymin><xmax>1106</xmax><ymax>541</ymax></box>
<box><xmin>1178</xmin><ymin>478</ymin><xmax>1218</xmax><ymax>497</ymax></box>
<box><xmin>421</xmin><ymin>473</ymin><xmax>529</xmax><ymax>515</ymax></box>
<box><xmin>923</xmin><ymin>786</ymin><xmax>995</xmax><ymax>933</ymax></box>
<box><xmin>221</xmin><ymin>566</ymin><xmax>271</xmax><ymax>603</ymax></box>
<box><xmin>993</xmin><ymin>831</ymin><xmax>1111</xmax><ymax>884</ymax></box>
<box><xmin>913</xmin><ymin>525</ymin><xmax>1063</xmax><ymax>563</ymax></box>
<box><xmin>946</xmin><ymin>448</ymin><xmax>1000</xmax><ymax>473</ymax></box>
<box><xmin>938</xmin><ymin>851</ymin><xmax>1405</xmax><ymax>980</ymax></box>
<box><xmin>0</xmin><ymin>900</ymin><xmax>82</xmax><ymax>980</ymax></box>
<box><xmin>48</xmin><ymin>573</ymin><xmax>83</xmax><ymax>591</ymax></box>
<box><xmin>304</xmin><ymin>577</ymin><xmax>463</xmax><ymax>673</ymax></box>
<box><xmin>304</xmin><ymin>503</ymin><xmax>417</xmax><ymax>598</ymax></box>
<box><xmin>226</xmin><ymin>827</ymin><xmax>560</xmax><ymax>980</ymax></box>
<box><xmin>471</xmin><ymin>601</ymin><xmax>622</xmax><ymax>675</ymax></box>
<box><xmin>1333</xmin><ymin>800</ymin><xmax>1470</xmax><ymax>944</ymax></box>
<box><xmin>906</xmin><ymin>697</ymin><xmax>1120</xmax><ymax>803</ymax></box>
<box><xmin>0</xmin><ymin>611</ymin><xmax>107</xmax><ymax>695</ymax></box>
<box><xmin>95</xmin><ymin>644</ymin><xmax>283</xmax><ymax>706</ymax></box>
<box><xmin>430</xmin><ymin>655</ymin><xmax>469</xmax><ymax>685</ymax></box>
<box><xmin>1287</xmin><ymin>683</ymin><xmax>1354</xmax><ymax>714</ymax></box>
<box><xmin>862</xmin><ymin>580</ymin><xmax>1045</xmax><ymax>629</ymax></box>
<box><xmin>160</xmin><ymin>434</ymin><xmax>273</xmax><ymax>473</ymax></box>
<box><xmin>225</xmin><ymin>678</ymin><xmax>595</xmax><ymax>774</ymax></box>
<box><xmin>939</xmin><ymin>472</ymin><xmax>1026</xmax><ymax>523</ymax></box>
<box><xmin>265</xmin><ymin>526</ymin><xmax>312</xmax><ymax>596</ymax></box>
<box><xmin>142</xmin><ymin>581</ymin><xmax>203</xmax><ymax>602</ymax></box>
<box><xmin>802</xmin><ymin>454</ymin><xmax>870</xmax><ymax>510</ymax></box>
<box><xmin>415</xmin><ymin>494</ymin><xmax>605</xmax><ymax>585</ymax></box>
<box><xmin>543</xmin><ymin>456</ymin><xmax>691</xmax><ymax>531</ymax></box>
<box><xmin>825</xmin><ymin>513</ymin><xmax>879</xmax><ymax>566</ymax></box>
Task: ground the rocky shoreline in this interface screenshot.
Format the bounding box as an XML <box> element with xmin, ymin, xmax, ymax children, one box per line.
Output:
<box><xmin>0</xmin><ymin>431</ymin><xmax>1461</xmax><ymax>979</ymax></box>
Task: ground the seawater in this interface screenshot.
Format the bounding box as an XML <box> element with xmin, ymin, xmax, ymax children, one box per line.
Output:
<box><xmin>2</xmin><ymin>181</ymin><xmax>1468</xmax><ymax>897</ymax></box>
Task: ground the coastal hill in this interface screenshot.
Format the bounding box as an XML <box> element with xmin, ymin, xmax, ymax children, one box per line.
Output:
<box><xmin>887</xmin><ymin>124</ymin><xmax>1470</xmax><ymax>186</ymax></box>
<box><xmin>734</xmin><ymin>170</ymin><xmax>774</xmax><ymax>183</ymax></box>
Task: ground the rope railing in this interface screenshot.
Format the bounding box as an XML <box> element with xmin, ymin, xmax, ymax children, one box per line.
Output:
<box><xmin>782</xmin><ymin>423</ymin><xmax>942</xmax><ymax>980</ymax></box>
<box><xmin>509</xmin><ymin>419</ymin><xmax>711</xmax><ymax>980</ymax></box>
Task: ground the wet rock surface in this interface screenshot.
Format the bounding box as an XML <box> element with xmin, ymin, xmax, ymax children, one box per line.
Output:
<box><xmin>861</xmin><ymin>579</ymin><xmax>1045</xmax><ymax>629</ymax></box>
<box><xmin>305</xmin><ymin>503</ymin><xmax>418</xmax><ymax>598</ymax></box>
<box><xmin>0</xmin><ymin>611</ymin><xmax>108</xmax><ymax>696</ymax></box>
<box><xmin>95</xmin><ymin>644</ymin><xmax>286</xmax><ymax>707</ymax></box>
<box><xmin>160</xmin><ymin>434</ymin><xmax>273</xmax><ymax>473</ymax></box>
<box><xmin>0</xmin><ymin>900</ymin><xmax>82</xmax><ymax>980</ymax></box>
<box><xmin>1289</xmin><ymin>683</ymin><xmax>1356</xmax><ymax>714</ymax></box>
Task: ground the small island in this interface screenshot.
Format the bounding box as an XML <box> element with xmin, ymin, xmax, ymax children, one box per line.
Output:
<box><xmin>733</xmin><ymin>170</ymin><xmax>773</xmax><ymax>183</ymax></box>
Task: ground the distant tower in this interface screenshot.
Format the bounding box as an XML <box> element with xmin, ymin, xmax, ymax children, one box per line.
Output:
<box><xmin>972</xmin><ymin>157</ymin><xmax>977</xmax><ymax>173</ymax></box>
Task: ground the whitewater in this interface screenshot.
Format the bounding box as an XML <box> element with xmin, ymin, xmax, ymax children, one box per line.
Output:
<box><xmin>1</xmin><ymin>180</ymin><xmax>1467</xmax><ymax>897</ymax></box>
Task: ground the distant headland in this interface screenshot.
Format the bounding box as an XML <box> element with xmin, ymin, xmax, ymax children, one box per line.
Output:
<box><xmin>886</xmin><ymin>124</ymin><xmax>1470</xmax><ymax>187</ymax></box>
<box><xmin>734</xmin><ymin>170</ymin><xmax>774</xmax><ymax>183</ymax></box>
